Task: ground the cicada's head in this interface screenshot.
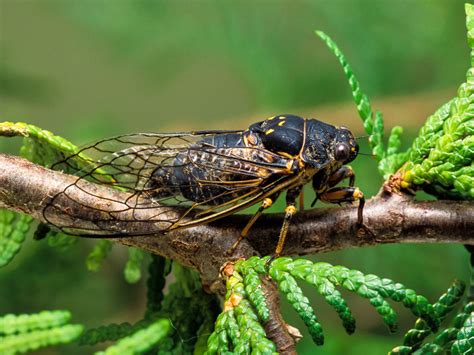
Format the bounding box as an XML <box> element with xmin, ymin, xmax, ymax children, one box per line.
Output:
<box><xmin>333</xmin><ymin>126</ymin><xmax>359</xmax><ymax>164</ymax></box>
<box><xmin>301</xmin><ymin>119</ymin><xmax>358</xmax><ymax>169</ymax></box>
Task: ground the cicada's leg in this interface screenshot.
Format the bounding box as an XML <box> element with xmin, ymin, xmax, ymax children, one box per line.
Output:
<box><xmin>266</xmin><ymin>186</ymin><xmax>301</xmax><ymax>266</ymax></box>
<box><xmin>311</xmin><ymin>167</ymin><xmax>355</xmax><ymax>208</ymax></box>
<box><xmin>319</xmin><ymin>186</ymin><xmax>366</xmax><ymax>227</ymax></box>
<box><xmin>299</xmin><ymin>191</ymin><xmax>305</xmax><ymax>211</ymax></box>
<box><xmin>226</xmin><ymin>196</ymin><xmax>275</xmax><ymax>255</ymax></box>
<box><xmin>327</xmin><ymin>166</ymin><xmax>355</xmax><ymax>188</ymax></box>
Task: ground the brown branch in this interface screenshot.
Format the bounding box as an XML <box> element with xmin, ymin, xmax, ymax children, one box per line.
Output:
<box><xmin>261</xmin><ymin>276</ymin><xmax>297</xmax><ymax>355</ymax></box>
<box><xmin>1</xmin><ymin>153</ymin><xmax>473</xmax><ymax>351</ymax></box>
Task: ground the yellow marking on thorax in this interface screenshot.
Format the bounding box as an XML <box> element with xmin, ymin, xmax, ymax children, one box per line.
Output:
<box><xmin>265</xmin><ymin>128</ymin><xmax>275</xmax><ymax>135</ymax></box>
<box><xmin>278</xmin><ymin>120</ymin><xmax>286</xmax><ymax>126</ymax></box>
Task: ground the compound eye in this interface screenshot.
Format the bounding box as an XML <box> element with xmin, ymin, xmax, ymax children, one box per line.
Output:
<box><xmin>335</xmin><ymin>143</ymin><xmax>350</xmax><ymax>162</ymax></box>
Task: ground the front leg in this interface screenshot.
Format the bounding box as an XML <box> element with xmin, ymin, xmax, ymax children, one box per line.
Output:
<box><xmin>319</xmin><ymin>186</ymin><xmax>364</xmax><ymax>226</ymax></box>
<box><xmin>311</xmin><ymin>166</ymin><xmax>355</xmax><ymax>207</ymax></box>
<box><xmin>319</xmin><ymin>187</ymin><xmax>374</xmax><ymax>240</ymax></box>
<box><xmin>317</xmin><ymin>168</ymin><xmax>373</xmax><ymax>237</ymax></box>
<box><xmin>327</xmin><ymin>166</ymin><xmax>355</xmax><ymax>188</ymax></box>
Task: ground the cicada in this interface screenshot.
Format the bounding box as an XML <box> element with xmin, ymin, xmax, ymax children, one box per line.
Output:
<box><xmin>44</xmin><ymin>114</ymin><xmax>364</xmax><ymax>258</ymax></box>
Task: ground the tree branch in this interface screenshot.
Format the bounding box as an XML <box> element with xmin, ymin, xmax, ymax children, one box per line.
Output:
<box><xmin>1</xmin><ymin>153</ymin><xmax>473</xmax><ymax>352</ymax></box>
<box><xmin>0</xmin><ymin>153</ymin><xmax>473</xmax><ymax>286</ymax></box>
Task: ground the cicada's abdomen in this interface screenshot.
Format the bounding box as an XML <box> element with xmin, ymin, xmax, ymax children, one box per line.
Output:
<box><xmin>148</xmin><ymin>133</ymin><xmax>249</xmax><ymax>204</ymax></box>
<box><xmin>147</xmin><ymin>131</ymin><xmax>295</xmax><ymax>206</ymax></box>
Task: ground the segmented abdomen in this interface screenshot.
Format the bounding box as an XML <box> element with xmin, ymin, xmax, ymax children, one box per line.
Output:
<box><xmin>148</xmin><ymin>134</ymin><xmax>290</xmax><ymax>205</ymax></box>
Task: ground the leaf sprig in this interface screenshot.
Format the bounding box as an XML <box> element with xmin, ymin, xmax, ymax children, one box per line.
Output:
<box><xmin>315</xmin><ymin>31</ymin><xmax>402</xmax><ymax>178</ymax></box>
<box><xmin>391</xmin><ymin>300</ymin><xmax>473</xmax><ymax>355</ymax></box>
<box><xmin>0</xmin><ymin>211</ymin><xmax>33</xmax><ymax>267</ymax></box>
<box><xmin>390</xmin><ymin>279</ymin><xmax>466</xmax><ymax>354</ymax></box>
<box><xmin>0</xmin><ymin>310</ymin><xmax>83</xmax><ymax>354</ymax></box>
<box><xmin>205</xmin><ymin>263</ymin><xmax>277</xmax><ymax>354</ymax></box>
<box><xmin>95</xmin><ymin>319</ymin><xmax>171</xmax><ymax>355</ymax></box>
<box><xmin>207</xmin><ymin>256</ymin><xmax>447</xmax><ymax>352</ymax></box>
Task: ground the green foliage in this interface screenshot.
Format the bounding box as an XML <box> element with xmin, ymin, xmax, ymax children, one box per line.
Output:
<box><xmin>156</xmin><ymin>263</ymin><xmax>220</xmax><ymax>354</ymax></box>
<box><xmin>0</xmin><ymin>310</ymin><xmax>83</xmax><ymax>354</ymax></box>
<box><xmin>0</xmin><ymin>121</ymin><xmax>79</xmax><ymax>167</ymax></box>
<box><xmin>207</xmin><ymin>256</ymin><xmax>452</xmax><ymax>352</ymax></box>
<box><xmin>0</xmin><ymin>121</ymin><xmax>152</xmax><ymax>282</ymax></box>
<box><xmin>317</xmin><ymin>4</ymin><xmax>474</xmax><ymax>200</ymax></box>
<box><xmin>96</xmin><ymin>319</ymin><xmax>171</xmax><ymax>355</ymax></box>
<box><xmin>145</xmin><ymin>255</ymin><xmax>169</xmax><ymax>319</ymax></box>
<box><xmin>316</xmin><ymin>31</ymin><xmax>402</xmax><ymax>177</ymax></box>
<box><xmin>270</xmin><ymin>262</ymin><xmax>324</xmax><ymax>345</ymax></box>
<box><xmin>0</xmin><ymin>211</ymin><xmax>33</xmax><ymax>267</ymax></box>
<box><xmin>79</xmin><ymin>321</ymin><xmax>147</xmax><ymax>347</ymax></box>
<box><xmin>97</xmin><ymin>319</ymin><xmax>170</xmax><ymax>355</ymax></box>
<box><xmin>243</xmin><ymin>266</ymin><xmax>270</xmax><ymax>322</ymax></box>
<box><xmin>391</xmin><ymin>301</ymin><xmax>474</xmax><ymax>355</ymax></box>
<box><xmin>396</xmin><ymin>280</ymin><xmax>465</xmax><ymax>352</ymax></box>
<box><xmin>193</xmin><ymin>311</ymin><xmax>215</xmax><ymax>355</ymax></box>
<box><xmin>0</xmin><ymin>310</ymin><xmax>73</xmax><ymax>335</ymax></box>
<box><xmin>206</xmin><ymin>268</ymin><xmax>277</xmax><ymax>354</ymax></box>
<box><xmin>0</xmin><ymin>120</ymin><xmax>219</xmax><ymax>353</ymax></box>
<box><xmin>400</xmin><ymin>65</ymin><xmax>473</xmax><ymax>198</ymax></box>
<box><xmin>0</xmin><ymin>4</ymin><xmax>473</xmax><ymax>354</ymax></box>
<box><xmin>124</xmin><ymin>247</ymin><xmax>148</xmax><ymax>284</ymax></box>
<box><xmin>32</xmin><ymin>223</ymin><xmax>78</xmax><ymax>251</ymax></box>
<box><xmin>86</xmin><ymin>240</ymin><xmax>113</xmax><ymax>272</ymax></box>
<box><xmin>46</xmin><ymin>230</ymin><xmax>79</xmax><ymax>250</ymax></box>
<box><xmin>451</xmin><ymin>302</ymin><xmax>474</xmax><ymax>355</ymax></box>
<box><xmin>79</xmin><ymin>261</ymin><xmax>219</xmax><ymax>353</ymax></box>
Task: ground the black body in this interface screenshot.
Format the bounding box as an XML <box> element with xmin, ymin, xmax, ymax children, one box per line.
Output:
<box><xmin>150</xmin><ymin>114</ymin><xmax>358</xmax><ymax>205</ymax></box>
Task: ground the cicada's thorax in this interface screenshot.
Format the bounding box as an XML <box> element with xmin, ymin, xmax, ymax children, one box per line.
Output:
<box><xmin>246</xmin><ymin>115</ymin><xmax>306</xmax><ymax>157</ymax></box>
<box><xmin>247</xmin><ymin>115</ymin><xmax>359</xmax><ymax>191</ymax></box>
<box><xmin>245</xmin><ymin>115</ymin><xmax>330</xmax><ymax>183</ymax></box>
<box><xmin>244</xmin><ymin>115</ymin><xmax>312</xmax><ymax>187</ymax></box>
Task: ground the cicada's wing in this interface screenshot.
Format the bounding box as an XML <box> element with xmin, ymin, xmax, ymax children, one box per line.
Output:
<box><xmin>43</xmin><ymin>131</ymin><xmax>297</xmax><ymax>236</ymax></box>
<box><xmin>50</xmin><ymin>132</ymin><xmax>239</xmax><ymax>190</ymax></box>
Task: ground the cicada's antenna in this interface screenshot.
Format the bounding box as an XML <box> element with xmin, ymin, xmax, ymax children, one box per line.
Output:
<box><xmin>358</xmin><ymin>152</ymin><xmax>376</xmax><ymax>158</ymax></box>
<box><xmin>354</xmin><ymin>135</ymin><xmax>375</xmax><ymax>157</ymax></box>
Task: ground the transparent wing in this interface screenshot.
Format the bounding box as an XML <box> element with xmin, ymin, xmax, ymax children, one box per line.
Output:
<box><xmin>43</xmin><ymin>131</ymin><xmax>297</xmax><ymax>236</ymax></box>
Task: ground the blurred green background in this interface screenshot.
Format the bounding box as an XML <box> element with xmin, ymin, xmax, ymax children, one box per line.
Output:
<box><xmin>0</xmin><ymin>0</ymin><xmax>471</xmax><ymax>354</ymax></box>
